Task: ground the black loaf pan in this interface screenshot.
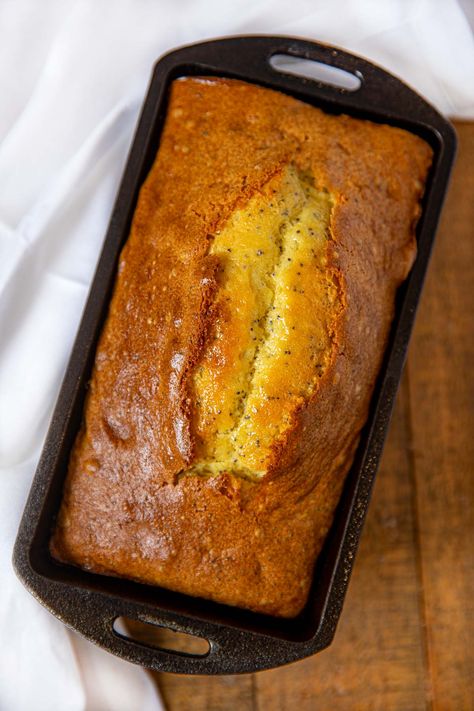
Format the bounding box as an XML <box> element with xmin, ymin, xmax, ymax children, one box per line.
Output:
<box><xmin>13</xmin><ymin>36</ymin><xmax>456</xmax><ymax>674</ymax></box>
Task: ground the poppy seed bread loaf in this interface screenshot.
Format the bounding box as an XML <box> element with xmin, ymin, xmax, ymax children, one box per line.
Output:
<box><xmin>51</xmin><ymin>77</ymin><xmax>432</xmax><ymax>617</ymax></box>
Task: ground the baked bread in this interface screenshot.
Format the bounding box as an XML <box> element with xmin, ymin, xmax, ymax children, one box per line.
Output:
<box><xmin>51</xmin><ymin>77</ymin><xmax>432</xmax><ymax>617</ymax></box>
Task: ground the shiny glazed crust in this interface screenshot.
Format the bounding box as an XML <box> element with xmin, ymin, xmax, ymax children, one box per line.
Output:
<box><xmin>51</xmin><ymin>78</ymin><xmax>432</xmax><ymax>617</ymax></box>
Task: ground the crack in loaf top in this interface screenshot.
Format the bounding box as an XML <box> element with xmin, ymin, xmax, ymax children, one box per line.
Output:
<box><xmin>189</xmin><ymin>164</ymin><xmax>341</xmax><ymax>480</ymax></box>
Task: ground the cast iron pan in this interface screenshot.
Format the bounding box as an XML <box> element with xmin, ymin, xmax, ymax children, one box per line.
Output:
<box><xmin>13</xmin><ymin>36</ymin><xmax>456</xmax><ymax>674</ymax></box>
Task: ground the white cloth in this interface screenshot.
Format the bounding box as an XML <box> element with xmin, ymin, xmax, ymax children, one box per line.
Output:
<box><xmin>0</xmin><ymin>1</ymin><xmax>473</xmax><ymax>709</ymax></box>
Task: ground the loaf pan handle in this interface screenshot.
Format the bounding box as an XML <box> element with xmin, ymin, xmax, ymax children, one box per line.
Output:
<box><xmin>90</xmin><ymin>611</ymin><xmax>266</xmax><ymax>674</ymax></box>
<box><xmin>108</xmin><ymin>617</ymin><xmax>215</xmax><ymax>672</ymax></box>
<box><xmin>264</xmin><ymin>37</ymin><xmax>421</xmax><ymax>116</ymax></box>
<box><xmin>157</xmin><ymin>35</ymin><xmax>450</xmax><ymax>130</ymax></box>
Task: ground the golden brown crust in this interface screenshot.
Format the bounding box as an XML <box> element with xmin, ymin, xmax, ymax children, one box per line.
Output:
<box><xmin>51</xmin><ymin>78</ymin><xmax>432</xmax><ymax>617</ymax></box>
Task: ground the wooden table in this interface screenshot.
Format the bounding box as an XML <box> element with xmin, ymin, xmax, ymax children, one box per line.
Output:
<box><xmin>152</xmin><ymin>122</ymin><xmax>474</xmax><ymax>710</ymax></box>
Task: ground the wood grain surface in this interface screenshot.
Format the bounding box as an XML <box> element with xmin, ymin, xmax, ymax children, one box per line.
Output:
<box><xmin>148</xmin><ymin>121</ymin><xmax>473</xmax><ymax>710</ymax></box>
